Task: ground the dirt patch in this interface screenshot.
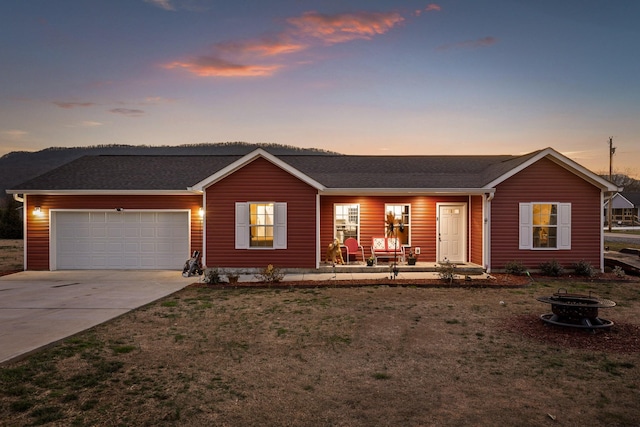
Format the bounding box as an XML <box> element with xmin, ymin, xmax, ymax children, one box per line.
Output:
<box><xmin>1</xmin><ymin>277</ymin><xmax>639</xmax><ymax>426</ymax></box>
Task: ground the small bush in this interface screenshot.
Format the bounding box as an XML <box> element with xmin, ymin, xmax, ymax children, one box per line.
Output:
<box><xmin>613</xmin><ymin>266</ymin><xmax>626</xmax><ymax>278</ymax></box>
<box><xmin>203</xmin><ymin>267</ymin><xmax>223</xmax><ymax>285</ymax></box>
<box><xmin>539</xmin><ymin>259</ymin><xmax>564</xmax><ymax>277</ymax></box>
<box><xmin>573</xmin><ymin>260</ymin><xmax>595</xmax><ymax>277</ymax></box>
<box><xmin>255</xmin><ymin>264</ymin><xmax>285</xmax><ymax>284</ymax></box>
<box><xmin>504</xmin><ymin>260</ymin><xmax>527</xmax><ymax>276</ymax></box>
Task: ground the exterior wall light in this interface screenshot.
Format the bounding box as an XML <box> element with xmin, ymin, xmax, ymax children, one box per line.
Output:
<box><xmin>33</xmin><ymin>206</ymin><xmax>43</xmax><ymax>216</ymax></box>
<box><xmin>198</xmin><ymin>208</ymin><xmax>204</xmax><ymax>218</ymax></box>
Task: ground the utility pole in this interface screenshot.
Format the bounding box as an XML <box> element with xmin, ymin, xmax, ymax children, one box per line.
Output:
<box><xmin>607</xmin><ymin>137</ymin><xmax>615</xmax><ymax>232</ymax></box>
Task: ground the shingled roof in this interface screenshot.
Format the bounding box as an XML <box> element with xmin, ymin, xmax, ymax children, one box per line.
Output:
<box><xmin>8</xmin><ymin>148</ymin><xmax>577</xmax><ymax>192</ymax></box>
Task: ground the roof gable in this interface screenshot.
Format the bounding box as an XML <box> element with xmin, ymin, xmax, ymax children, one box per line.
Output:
<box><xmin>188</xmin><ymin>148</ymin><xmax>326</xmax><ymax>192</ymax></box>
<box><xmin>605</xmin><ymin>192</ymin><xmax>635</xmax><ymax>209</ymax></box>
<box><xmin>483</xmin><ymin>147</ymin><xmax>619</xmax><ymax>192</ymax></box>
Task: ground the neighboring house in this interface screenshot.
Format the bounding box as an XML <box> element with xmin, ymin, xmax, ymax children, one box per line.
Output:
<box><xmin>604</xmin><ymin>192</ymin><xmax>640</xmax><ymax>226</ymax></box>
<box><xmin>6</xmin><ymin>147</ymin><xmax>618</xmax><ymax>272</ymax></box>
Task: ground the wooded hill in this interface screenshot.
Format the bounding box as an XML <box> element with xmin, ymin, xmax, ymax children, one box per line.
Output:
<box><xmin>0</xmin><ymin>142</ymin><xmax>338</xmax><ymax>199</ymax></box>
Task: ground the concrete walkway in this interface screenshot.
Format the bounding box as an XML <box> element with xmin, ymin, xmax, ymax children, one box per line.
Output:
<box><xmin>0</xmin><ymin>270</ymin><xmax>192</xmax><ymax>365</ymax></box>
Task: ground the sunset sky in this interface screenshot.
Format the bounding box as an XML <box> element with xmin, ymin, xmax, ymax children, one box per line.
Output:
<box><xmin>1</xmin><ymin>0</ymin><xmax>639</xmax><ymax>177</ymax></box>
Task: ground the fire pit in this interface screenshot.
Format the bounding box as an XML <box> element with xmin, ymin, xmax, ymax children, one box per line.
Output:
<box><xmin>536</xmin><ymin>289</ymin><xmax>616</xmax><ymax>329</ymax></box>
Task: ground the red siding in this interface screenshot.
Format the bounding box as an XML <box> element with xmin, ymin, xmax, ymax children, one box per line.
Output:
<box><xmin>470</xmin><ymin>195</ymin><xmax>484</xmax><ymax>265</ymax></box>
<box><xmin>25</xmin><ymin>194</ymin><xmax>202</xmax><ymax>270</ymax></box>
<box><xmin>320</xmin><ymin>195</ymin><xmax>472</xmax><ymax>263</ymax></box>
<box><xmin>205</xmin><ymin>157</ymin><xmax>318</xmax><ymax>268</ymax></box>
<box><xmin>490</xmin><ymin>158</ymin><xmax>602</xmax><ymax>270</ymax></box>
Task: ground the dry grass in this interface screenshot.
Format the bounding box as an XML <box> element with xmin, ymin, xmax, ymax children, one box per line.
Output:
<box><xmin>0</xmin><ymin>239</ymin><xmax>22</xmax><ymax>272</ymax></box>
<box><xmin>1</xmin><ymin>279</ymin><xmax>639</xmax><ymax>426</ymax></box>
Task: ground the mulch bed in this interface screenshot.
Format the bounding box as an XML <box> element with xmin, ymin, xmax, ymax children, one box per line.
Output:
<box><xmin>506</xmin><ymin>314</ymin><xmax>640</xmax><ymax>354</ymax></box>
<box><xmin>188</xmin><ymin>272</ymin><xmax>639</xmax><ymax>289</ymax></box>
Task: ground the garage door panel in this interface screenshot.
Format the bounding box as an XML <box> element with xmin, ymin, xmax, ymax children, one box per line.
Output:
<box><xmin>124</xmin><ymin>228</ymin><xmax>141</xmax><ymax>238</ymax></box>
<box><xmin>107</xmin><ymin>256</ymin><xmax>124</xmax><ymax>268</ymax></box>
<box><xmin>90</xmin><ymin>212</ymin><xmax>106</xmax><ymax>223</ymax></box>
<box><xmin>91</xmin><ymin>228</ymin><xmax>107</xmax><ymax>238</ymax></box>
<box><xmin>55</xmin><ymin>211</ymin><xmax>189</xmax><ymax>270</ymax></box>
<box><xmin>140</xmin><ymin>227</ymin><xmax>156</xmax><ymax>238</ymax></box>
<box><xmin>124</xmin><ymin>242</ymin><xmax>140</xmax><ymax>252</ymax></box>
<box><xmin>107</xmin><ymin>227</ymin><xmax>123</xmax><ymax>238</ymax></box>
<box><xmin>107</xmin><ymin>213</ymin><xmax>123</xmax><ymax>223</ymax></box>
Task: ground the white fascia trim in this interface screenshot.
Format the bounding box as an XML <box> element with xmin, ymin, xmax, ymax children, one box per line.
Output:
<box><xmin>484</xmin><ymin>147</ymin><xmax>620</xmax><ymax>191</ymax></box>
<box><xmin>188</xmin><ymin>148</ymin><xmax>326</xmax><ymax>191</ymax></box>
<box><xmin>7</xmin><ymin>190</ymin><xmax>201</xmax><ymax>196</ymax></box>
<box><xmin>319</xmin><ymin>188</ymin><xmax>494</xmax><ymax>196</ymax></box>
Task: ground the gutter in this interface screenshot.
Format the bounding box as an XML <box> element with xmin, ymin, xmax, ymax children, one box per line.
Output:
<box><xmin>6</xmin><ymin>189</ymin><xmax>201</xmax><ymax>196</ymax></box>
<box><xmin>13</xmin><ymin>194</ymin><xmax>24</xmax><ymax>203</ymax></box>
<box><xmin>319</xmin><ymin>188</ymin><xmax>496</xmax><ymax>196</ymax></box>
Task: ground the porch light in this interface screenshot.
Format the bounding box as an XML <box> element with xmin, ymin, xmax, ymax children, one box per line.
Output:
<box><xmin>198</xmin><ymin>208</ymin><xmax>204</xmax><ymax>218</ymax></box>
<box><xmin>33</xmin><ymin>206</ymin><xmax>42</xmax><ymax>216</ymax></box>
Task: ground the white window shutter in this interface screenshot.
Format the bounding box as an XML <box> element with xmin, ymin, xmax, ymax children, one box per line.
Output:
<box><xmin>558</xmin><ymin>203</ymin><xmax>571</xmax><ymax>250</ymax></box>
<box><xmin>235</xmin><ymin>202</ymin><xmax>249</xmax><ymax>249</ymax></box>
<box><xmin>519</xmin><ymin>203</ymin><xmax>532</xmax><ymax>249</ymax></box>
<box><xmin>274</xmin><ymin>202</ymin><xmax>287</xmax><ymax>249</ymax></box>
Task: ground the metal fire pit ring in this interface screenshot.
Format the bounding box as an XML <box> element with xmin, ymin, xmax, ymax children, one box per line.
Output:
<box><xmin>536</xmin><ymin>288</ymin><xmax>616</xmax><ymax>329</ymax></box>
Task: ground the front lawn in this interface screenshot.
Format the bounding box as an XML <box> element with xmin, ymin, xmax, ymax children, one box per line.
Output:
<box><xmin>1</xmin><ymin>279</ymin><xmax>639</xmax><ymax>426</ymax></box>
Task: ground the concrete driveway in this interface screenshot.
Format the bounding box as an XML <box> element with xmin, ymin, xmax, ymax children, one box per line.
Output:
<box><xmin>0</xmin><ymin>270</ymin><xmax>193</xmax><ymax>365</ymax></box>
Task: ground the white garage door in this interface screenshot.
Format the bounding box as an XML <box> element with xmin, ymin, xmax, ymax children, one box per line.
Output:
<box><xmin>54</xmin><ymin>211</ymin><xmax>190</xmax><ymax>270</ymax></box>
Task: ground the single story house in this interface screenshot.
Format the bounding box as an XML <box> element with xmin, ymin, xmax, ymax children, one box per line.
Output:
<box><xmin>7</xmin><ymin>147</ymin><xmax>618</xmax><ymax>272</ymax></box>
<box><xmin>604</xmin><ymin>192</ymin><xmax>640</xmax><ymax>226</ymax></box>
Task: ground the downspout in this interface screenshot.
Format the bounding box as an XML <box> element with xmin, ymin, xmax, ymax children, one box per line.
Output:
<box><xmin>600</xmin><ymin>190</ymin><xmax>605</xmax><ymax>273</ymax></box>
<box><xmin>316</xmin><ymin>193</ymin><xmax>321</xmax><ymax>269</ymax></box>
<box><xmin>484</xmin><ymin>192</ymin><xmax>495</xmax><ymax>273</ymax></box>
<box><xmin>202</xmin><ymin>192</ymin><xmax>207</xmax><ymax>269</ymax></box>
<box><xmin>468</xmin><ymin>195</ymin><xmax>472</xmax><ymax>264</ymax></box>
<box><xmin>20</xmin><ymin>194</ymin><xmax>27</xmax><ymax>270</ymax></box>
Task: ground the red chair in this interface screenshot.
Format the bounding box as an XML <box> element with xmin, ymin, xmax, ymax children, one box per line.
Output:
<box><xmin>343</xmin><ymin>237</ymin><xmax>365</xmax><ymax>264</ymax></box>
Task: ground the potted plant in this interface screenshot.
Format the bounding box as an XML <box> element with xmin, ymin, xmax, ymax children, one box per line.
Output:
<box><xmin>407</xmin><ymin>250</ymin><xmax>417</xmax><ymax>266</ymax></box>
<box><xmin>366</xmin><ymin>255</ymin><xmax>375</xmax><ymax>267</ymax></box>
<box><xmin>225</xmin><ymin>269</ymin><xmax>241</xmax><ymax>284</ymax></box>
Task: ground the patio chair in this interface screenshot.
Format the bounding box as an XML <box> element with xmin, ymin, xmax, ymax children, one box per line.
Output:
<box><xmin>343</xmin><ymin>237</ymin><xmax>365</xmax><ymax>264</ymax></box>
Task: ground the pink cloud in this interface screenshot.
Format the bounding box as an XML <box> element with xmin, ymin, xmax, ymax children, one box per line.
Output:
<box><xmin>216</xmin><ymin>37</ymin><xmax>307</xmax><ymax>57</ymax></box>
<box><xmin>164</xmin><ymin>8</ymin><xmax>409</xmax><ymax>78</ymax></box>
<box><xmin>53</xmin><ymin>101</ymin><xmax>96</xmax><ymax>109</ymax></box>
<box><xmin>286</xmin><ymin>11</ymin><xmax>404</xmax><ymax>44</ymax></box>
<box><xmin>437</xmin><ymin>36</ymin><xmax>498</xmax><ymax>51</ymax></box>
<box><xmin>416</xmin><ymin>4</ymin><xmax>442</xmax><ymax>16</ymax></box>
<box><xmin>164</xmin><ymin>56</ymin><xmax>281</xmax><ymax>77</ymax></box>
<box><xmin>109</xmin><ymin>108</ymin><xmax>145</xmax><ymax>117</ymax></box>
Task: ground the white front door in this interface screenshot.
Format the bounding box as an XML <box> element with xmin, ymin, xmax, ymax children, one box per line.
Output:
<box><xmin>437</xmin><ymin>204</ymin><xmax>467</xmax><ymax>263</ymax></box>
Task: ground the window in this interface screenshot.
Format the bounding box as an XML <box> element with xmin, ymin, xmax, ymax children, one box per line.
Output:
<box><xmin>385</xmin><ymin>204</ymin><xmax>410</xmax><ymax>245</ymax></box>
<box><xmin>236</xmin><ymin>202</ymin><xmax>287</xmax><ymax>249</ymax></box>
<box><xmin>334</xmin><ymin>204</ymin><xmax>359</xmax><ymax>243</ymax></box>
<box><xmin>519</xmin><ymin>203</ymin><xmax>571</xmax><ymax>250</ymax></box>
<box><xmin>250</xmin><ymin>203</ymin><xmax>274</xmax><ymax>247</ymax></box>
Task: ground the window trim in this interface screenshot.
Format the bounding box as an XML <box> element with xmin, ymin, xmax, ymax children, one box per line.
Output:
<box><xmin>519</xmin><ymin>202</ymin><xmax>571</xmax><ymax>250</ymax></box>
<box><xmin>384</xmin><ymin>203</ymin><xmax>411</xmax><ymax>246</ymax></box>
<box><xmin>235</xmin><ymin>202</ymin><xmax>287</xmax><ymax>250</ymax></box>
<box><xmin>333</xmin><ymin>203</ymin><xmax>360</xmax><ymax>243</ymax></box>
